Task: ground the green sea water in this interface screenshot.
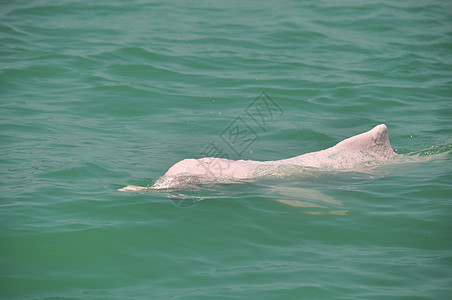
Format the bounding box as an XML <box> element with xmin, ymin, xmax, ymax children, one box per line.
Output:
<box><xmin>1</xmin><ymin>0</ymin><xmax>452</xmax><ymax>299</ymax></box>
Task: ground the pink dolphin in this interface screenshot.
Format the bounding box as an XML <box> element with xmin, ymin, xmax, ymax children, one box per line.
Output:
<box><xmin>151</xmin><ymin>124</ymin><xmax>396</xmax><ymax>189</ymax></box>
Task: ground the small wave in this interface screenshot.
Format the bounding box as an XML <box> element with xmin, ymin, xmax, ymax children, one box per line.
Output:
<box><xmin>391</xmin><ymin>146</ymin><xmax>451</xmax><ymax>166</ymax></box>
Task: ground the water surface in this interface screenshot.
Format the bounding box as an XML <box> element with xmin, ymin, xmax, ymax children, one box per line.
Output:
<box><xmin>1</xmin><ymin>0</ymin><xmax>451</xmax><ymax>299</ymax></box>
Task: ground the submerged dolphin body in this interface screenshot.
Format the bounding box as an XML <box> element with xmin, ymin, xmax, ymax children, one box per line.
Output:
<box><xmin>148</xmin><ymin>124</ymin><xmax>396</xmax><ymax>189</ymax></box>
